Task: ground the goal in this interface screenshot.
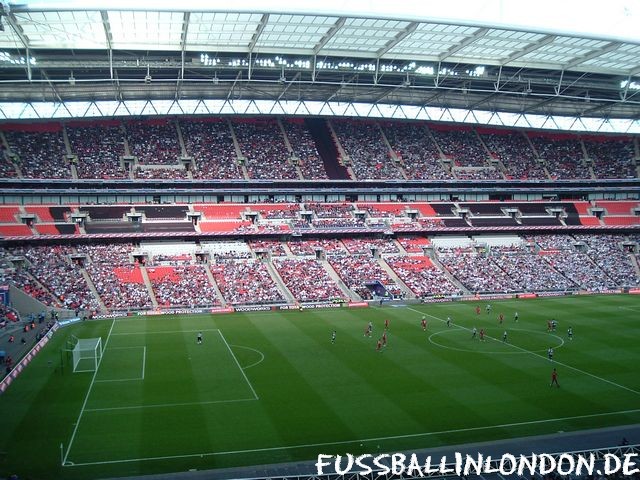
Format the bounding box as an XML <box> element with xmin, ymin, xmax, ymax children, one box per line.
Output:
<box><xmin>72</xmin><ymin>338</ymin><xmax>103</xmax><ymax>373</ymax></box>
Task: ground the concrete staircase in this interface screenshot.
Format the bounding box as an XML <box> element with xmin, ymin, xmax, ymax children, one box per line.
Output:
<box><xmin>61</xmin><ymin>125</ymin><xmax>73</xmax><ymax>155</ymax></box>
<box><xmin>322</xmin><ymin>260</ymin><xmax>361</xmax><ymax>301</ymax></box>
<box><xmin>430</xmin><ymin>254</ymin><xmax>470</xmax><ymax>294</ymax></box>
<box><xmin>377</xmin><ymin>123</ymin><xmax>408</xmax><ymax>180</ymax></box>
<box><xmin>629</xmin><ymin>253</ymin><xmax>640</xmax><ymax>279</ymax></box>
<box><xmin>265</xmin><ymin>261</ymin><xmax>297</xmax><ymax>303</ymax></box>
<box><xmin>139</xmin><ymin>266</ymin><xmax>159</xmax><ymax>308</ymax></box>
<box><xmin>175</xmin><ymin>120</ymin><xmax>188</xmax><ymax>156</ymax></box>
<box><xmin>80</xmin><ymin>268</ymin><xmax>108</xmax><ymax>313</ymax></box>
<box><xmin>376</xmin><ymin>257</ymin><xmax>416</xmax><ymax>298</ymax></box>
<box><xmin>202</xmin><ymin>263</ymin><xmax>228</xmax><ymax>307</ymax></box>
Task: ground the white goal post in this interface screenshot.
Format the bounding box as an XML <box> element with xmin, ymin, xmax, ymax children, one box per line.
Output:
<box><xmin>72</xmin><ymin>338</ymin><xmax>103</xmax><ymax>373</ymax></box>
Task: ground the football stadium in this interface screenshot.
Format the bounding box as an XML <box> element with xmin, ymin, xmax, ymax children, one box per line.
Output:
<box><xmin>0</xmin><ymin>1</ymin><xmax>639</xmax><ymax>479</ymax></box>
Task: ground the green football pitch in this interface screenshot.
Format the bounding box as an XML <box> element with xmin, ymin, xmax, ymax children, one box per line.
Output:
<box><xmin>1</xmin><ymin>294</ymin><xmax>639</xmax><ymax>479</ymax></box>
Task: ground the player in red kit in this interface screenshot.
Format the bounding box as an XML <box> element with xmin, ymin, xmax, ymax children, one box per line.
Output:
<box><xmin>376</xmin><ymin>339</ymin><xmax>382</xmax><ymax>352</ymax></box>
<box><xmin>382</xmin><ymin>331</ymin><xmax>387</xmax><ymax>347</ymax></box>
<box><xmin>475</xmin><ymin>305</ymin><xmax>481</xmax><ymax>315</ymax></box>
<box><xmin>421</xmin><ymin>316</ymin><xmax>427</xmax><ymax>331</ymax></box>
<box><xmin>550</xmin><ymin>368</ymin><xmax>559</xmax><ymax>387</ymax></box>
<box><xmin>479</xmin><ymin>328</ymin><xmax>485</xmax><ymax>341</ymax></box>
<box><xmin>498</xmin><ymin>313</ymin><xmax>504</xmax><ymax>324</ymax></box>
<box><xmin>384</xmin><ymin>318</ymin><xmax>389</xmax><ymax>330</ymax></box>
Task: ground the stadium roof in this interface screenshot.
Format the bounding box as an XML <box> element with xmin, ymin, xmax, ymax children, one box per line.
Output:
<box><xmin>0</xmin><ymin>1</ymin><xmax>639</xmax><ymax>122</ymax></box>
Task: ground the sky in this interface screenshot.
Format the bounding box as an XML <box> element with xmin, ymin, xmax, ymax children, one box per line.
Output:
<box><xmin>17</xmin><ymin>0</ymin><xmax>640</xmax><ymax>43</ymax></box>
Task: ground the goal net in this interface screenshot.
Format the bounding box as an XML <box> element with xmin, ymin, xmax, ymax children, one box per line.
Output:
<box><xmin>72</xmin><ymin>338</ymin><xmax>103</xmax><ymax>373</ymax></box>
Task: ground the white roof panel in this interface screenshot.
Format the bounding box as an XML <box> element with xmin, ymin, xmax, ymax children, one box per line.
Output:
<box><xmin>0</xmin><ymin>5</ymin><xmax>637</xmax><ymax>75</ymax></box>
<box><xmin>12</xmin><ymin>10</ymin><xmax>106</xmax><ymax>49</ymax></box>
<box><xmin>109</xmin><ymin>11</ymin><xmax>184</xmax><ymax>50</ymax></box>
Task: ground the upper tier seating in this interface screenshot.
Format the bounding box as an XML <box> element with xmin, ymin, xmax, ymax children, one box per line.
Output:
<box><xmin>333</xmin><ymin>121</ymin><xmax>403</xmax><ymax>180</ymax></box>
<box><xmin>479</xmin><ymin>130</ymin><xmax>547</xmax><ymax>179</ymax></box>
<box><xmin>67</xmin><ymin>123</ymin><xmax>127</xmax><ymax>179</ymax></box>
<box><xmin>5</xmin><ymin>129</ymin><xmax>70</xmax><ymax>178</ymax></box>
<box><xmin>382</xmin><ymin>123</ymin><xmax>452</xmax><ymax>180</ymax></box>
<box><xmin>529</xmin><ymin>135</ymin><xmax>590</xmax><ymax>179</ymax></box>
<box><xmin>583</xmin><ymin>137</ymin><xmax>636</xmax><ymax>179</ymax></box>
<box><xmin>429</xmin><ymin>126</ymin><xmax>488</xmax><ymax>168</ymax></box>
<box><xmin>180</xmin><ymin>119</ymin><xmax>243</xmax><ymax>179</ymax></box>
<box><xmin>282</xmin><ymin>120</ymin><xmax>328</xmax><ymax>180</ymax></box>
<box><xmin>126</xmin><ymin>119</ymin><xmax>181</xmax><ymax>165</ymax></box>
<box><xmin>233</xmin><ymin>120</ymin><xmax>299</xmax><ymax>179</ymax></box>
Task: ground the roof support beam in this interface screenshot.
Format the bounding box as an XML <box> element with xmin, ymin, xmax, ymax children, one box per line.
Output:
<box><xmin>5</xmin><ymin>13</ymin><xmax>32</xmax><ymax>81</ymax></box>
<box><xmin>501</xmin><ymin>35</ymin><xmax>556</xmax><ymax>65</ymax></box>
<box><xmin>562</xmin><ymin>42</ymin><xmax>621</xmax><ymax>70</ymax></box>
<box><xmin>582</xmin><ymin>90</ymin><xmax>639</xmax><ymax>116</ymax></box>
<box><xmin>113</xmin><ymin>69</ymin><xmax>123</xmax><ymax>102</ymax></box>
<box><xmin>100</xmin><ymin>11</ymin><xmax>113</xmax><ymax>79</ymax></box>
<box><xmin>176</xmin><ymin>12</ymin><xmax>190</xmax><ymax>99</ymax></box>
<box><xmin>226</xmin><ymin>70</ymin><xmax>243</xmax><ymax>101</ymax></box>
<box><xmin>438</xmin><ymin>28</ymin><xmax>489</xmax><ymax>62</ymax></box>
<box><xmin>628</xmin><ymin>65</ymin><xmax>640</xmax><ymax>77</ymax></box>
<box><xmin>179</xmin><ymin>12</ymin><xmax>190</xmax><ymax>80</ymax></box>
<box><xmin>277</xmin><ymin>71</ymin><xmax>301</xmax><ymax>101</ymax></box>
<box><xmin>40</xmin><ymin>70</ymin><xmax>64</xmax><ymax>104</ymax></box>
<box><xmin>248</xmin><ymin>14</ymin><xmax>269</xmax><ymax>54</ymax></box>
<box><xmin>376</xmin><ymin>22</ymin><xmax>418</xmax><ymax>59</ymax></box>
<box><xmin>326</xmin><ymin>74</ymin><xmax>358</xmax><ymax>102</ymax></box>
<box><xmin>313</xmin><ymin>17</ymin><xmax>346</xmax><ymax>55</ymax></box>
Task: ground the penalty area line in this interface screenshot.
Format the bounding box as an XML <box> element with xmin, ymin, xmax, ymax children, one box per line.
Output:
<box><xmin>62</xmin><ymin>407</ymin><xmax>640</xmax><ymax>467</ymax></box>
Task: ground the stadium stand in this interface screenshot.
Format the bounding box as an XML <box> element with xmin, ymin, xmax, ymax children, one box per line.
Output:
<box><xmin>126</xmin><ymin>118</ymin><xmax>181</xmax><ymax>166</ymax></box>
<box><xmin>210</xmin><ymin>260</ymin><xmax>285</xmax><ymax>305</ymax></box>
<box><xmin>67</xmin><ymin>121</ymin><xmax>127</xmax><ymax>179</ymax></box>
<box><xmin>477</xmin><ymin>127</ymin><xmax>547</xmax><ymax>180</ymax></box>
<box><xmin>382</xmin><ymin>122</ymin><xmax>452</xmax><ymax>180</ymax></box>
<box><xmin>273</xmin><ymin>258</ymin><xmax>346</xmax><ymax>302</ymax></box>
<box><xmin>385</xmin><ymin>255</ymin><xmax>459</xmax><ymax>297</ymax></box>
<box><xmin>583</xmin><ymin>136</ymin><xmax>637</xmax><ymax>179</ymax></box>
<box><xmin>180</xmin><ymin>118</ymin><xmax>243</xmax><ymax>179</ymax></box>
<box><xmin>332</xmin><ymin>120</ymin><xmax>404</xmax><ymax>179</ymax></box>
<box><xmin>529</xmin><ymin>132</ymin><xmax>591</xmax><ymax>179</ymax></box>
<box><xmin>3</xmin><ymin>124</ymin><xmax>71</xmax><ymax>179</ymax></box>
<box><xmin>233</xmin><ymin>119</ymin><xmax>299</xmax><ymax>179</ymax></box>
<box><xmin>282</xmin><ymin>119</ymin><xmax>329</xmax><ymax>180</ymax></box>
<box><xmin>429</xmin><ymin>125</ymin><xmax>491</xmax><ymax>170</ymax></box>
<box><xmin>148</xmin><ymin>265</ymin><xmax>220</xmax><ymax>308</ymax></box>
<box><xmin>328</xmin><ymin>254</ymin><xmax>403</xmax><ymax>299</ymax></box>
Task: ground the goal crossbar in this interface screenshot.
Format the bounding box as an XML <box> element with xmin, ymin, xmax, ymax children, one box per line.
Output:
<box><xmin>72</xmin><ymin>338</ymin><xmax>102</xmax><ymax>373</ymax></box>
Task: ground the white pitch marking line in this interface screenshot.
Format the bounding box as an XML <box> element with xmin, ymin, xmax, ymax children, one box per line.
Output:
<box><xmin>95</xmin><ymin>378</ymin><xmax>143</xmax><ymax>383</ymax></box>
<box><xmin>83</xmin><ymin>397</ymin><xmax>258</xmax><ymax>413</ymax></box>
<box><xmin>110</xmin><ymin>328</ymin><xmax>220</xmax><ymax>336</ymax></box>
<box><xmin>618</xmin><ymin>306</ymin><xmax>640</xmax><ymax>313</ymax></box>
<box><xmin>229</xmin><ymin>344</ymin><xmax>265</xmax><ymax>370</ymax></box>
<box><xmin>141</xmin><ymin>346</ymin><xmax>146</xmax><ymax>380</ymax></box>
<box><xmin>62</xmin><ymin>407</ymin><xmax>640</xmax><ymax>467</ymax></box>
<box><xmin>408</xmin><ymin>307</ymin><xmax>640</xmax><ymax>396</ymax></box>
<box><xmin>62</xmin><ymin>318</ymin><xmax>116</xmax><ymax>465</ymax></box>
<box><xmin>218</xmin><ymin>331</ymin><xmax>259</xmax><ymax>400</ymax></box>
